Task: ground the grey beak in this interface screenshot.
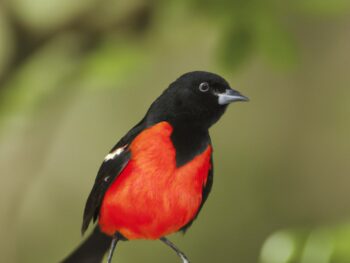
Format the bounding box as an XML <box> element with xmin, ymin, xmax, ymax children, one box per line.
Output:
<box><xmin>218</xmin><ymin>89</ymin><xmax>249</xmax><ymax>105</ymax></box>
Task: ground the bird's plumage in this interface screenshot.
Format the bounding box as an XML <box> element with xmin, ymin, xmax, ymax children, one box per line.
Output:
<box><xmin>82</xmin><ymin>119</ymin><xmax>145</xmax><ymax>235</ymax></box>
<box><xmin>62</xmin><ymin>71</ymin><xmax>248</xmax><ymax>263</ymax></box>
<box><xmin>98</xmin><ymin>121</ymin><xmax>212</xmax><ymax>239</ymax></box>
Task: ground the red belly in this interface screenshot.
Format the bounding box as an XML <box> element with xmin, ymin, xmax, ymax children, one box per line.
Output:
<box><xmin>98</xmin><ymin>122</ymin><xmax>211</xmax><ymax>240</ymax></box>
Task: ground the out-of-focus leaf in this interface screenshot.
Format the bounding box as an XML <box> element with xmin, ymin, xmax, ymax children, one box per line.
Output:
<box><xmin>10</xmin><ymin>0</ymin><xmax>98</xmax><ymax>33</ymax></box>
<box><xmin>295</xmin><ymin>0</ymin><xmax>350</xmax><ymax>16</ymax></box>
<box><xmin>0</xmin><ymin>9</ymin><xmax>15</xmax><ymax>78</ymax></box>
<box><xmin>255</xmin><ymin>13</ymin><xmax>298</xmax><ymax>69</ymax></box>
<box><xmin>86</xmin><ymin>0</ymin><xmax>146</xmax><ymax>30</ymax></box>
<box><xmin>0</xmin><ymin>33</ymin><xmax>84</xmax><ymax>130</ymax></box>
<box><xmin>261</xmin><ymin>225</ymin><xmax>350</xmax><ymax>263</ymax></box>
<box><xmin>300</xmin><ymin>229</ymin><xmax>334</xmax><ymax>263</ymax></box>
<box><xmin>260</xmin><ymin>230</ymin><xmax>296</xmax><ymax>263</ymax></box>
<box><xmin>219</xmin><ymin>25</ymin><xmax>253</xmax><ymax>70</ymax></box>
<box><xmin>332</xmin><ymin>224</ymin><xmax>350</xmax><ymax>262</ymax></box>
<box><xmin>78</xmin><ymin>37</ymin><xmax>148</xmax><ymax>90</ymax></box>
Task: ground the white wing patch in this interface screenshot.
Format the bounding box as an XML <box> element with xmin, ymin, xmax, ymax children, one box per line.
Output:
<box><xmin>104</xmin><ymin>145</ymin><xmax>128</xmax><ymax>162</ymax></box>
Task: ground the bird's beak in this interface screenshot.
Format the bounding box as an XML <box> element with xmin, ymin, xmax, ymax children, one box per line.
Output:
<box><xmin>218</xmin><ymin>89</ymin><xmax>249</xmax><ymax>105</ymax></box>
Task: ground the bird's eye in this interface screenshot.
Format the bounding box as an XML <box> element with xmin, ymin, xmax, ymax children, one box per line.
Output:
<box><xmin>199</xmin><ymin>82</ymin><xmax>210</xmax><ymax>92</ymax></box>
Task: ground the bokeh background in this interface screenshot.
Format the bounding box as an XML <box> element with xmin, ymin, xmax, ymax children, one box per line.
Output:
<box><xmin>1</xmin><ymin>0</ymin><xmax>350</xmax><ymax>262</ymax></box>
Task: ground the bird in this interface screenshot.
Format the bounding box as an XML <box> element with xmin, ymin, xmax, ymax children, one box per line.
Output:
<box><xmin>62</xmin><ymin>71</ymin><xmax>248</xmax><ymax>263</ymax></box>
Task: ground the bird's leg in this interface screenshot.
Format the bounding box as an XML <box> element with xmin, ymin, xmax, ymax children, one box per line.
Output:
<box><xmin>106</xmin><ymin>233</ymin><xmax>120</xmax><ymax>263</ymax></box>
<box><xmin>160</xmin><ymin>237</ymin><xmax>190</xmax><ymax>263</ymax></box>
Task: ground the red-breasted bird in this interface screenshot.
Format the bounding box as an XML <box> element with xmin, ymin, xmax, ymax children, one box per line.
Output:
<box><xmin>62</xmin><ymin>71</ymin><xmax>248</xmax><ymax>263</ymax></box>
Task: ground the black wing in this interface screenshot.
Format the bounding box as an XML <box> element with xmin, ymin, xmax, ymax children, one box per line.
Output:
<box><xmin>81</xmin><ymin>119</ymin><xmax>146</xmax><ymax>234</ymax></box>
<box><xmin>180</xmin><ymin>152</ymin><xmax>214</xmax><ymax>233</ymax></box>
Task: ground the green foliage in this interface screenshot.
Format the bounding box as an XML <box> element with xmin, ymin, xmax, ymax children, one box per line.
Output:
<box><xmin>1</xmin><ymin>0</ymin><xmax>350</xmax><ymax>130</ymax></box>
<box><xmin>260</xmin><ymin>225</ymin><xmax>350</xmax><ymax>263</ymax></box>
<box><xmin>78</xmin><ymin>38</ymin><xmax>148</xmax><ymax>90</ymax></box>
<box><xmin>220</xmin><ymin>25</ymin><xmax>254</xmax><ymax>70</ymax></box>
<box><xmin>0</xmin><ymin>33</ymin><xmax>83</xmax><ymax>127</ymax></box>
<box><xmin>254</xmin><ymin>13</ymin><xmax>298</xmax><ymax>69</ymax></box>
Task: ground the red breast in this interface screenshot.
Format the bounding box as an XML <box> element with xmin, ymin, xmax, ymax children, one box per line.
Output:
<box><xmin>98</xmin><ymin>121</ymin><xmax>212</xmax><ymax>239</ymax></box>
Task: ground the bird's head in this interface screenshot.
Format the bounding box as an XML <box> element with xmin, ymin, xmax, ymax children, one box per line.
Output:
<box><xmin>146</xmin><ymin>71</ymin><xmax>248</xmax><ymax>129</ymax></box>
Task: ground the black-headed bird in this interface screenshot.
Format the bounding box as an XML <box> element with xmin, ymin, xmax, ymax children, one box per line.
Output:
<box><xmin>62</xmin><ymin>71</ymin><xmax>248</xmax><ymax>263</ymax></box>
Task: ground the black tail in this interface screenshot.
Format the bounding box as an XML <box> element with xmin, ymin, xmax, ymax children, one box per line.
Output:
<box><xmin>61</xmin><ymin>226</ymin><xmax>112</xmax><ymax>263</ymax></box>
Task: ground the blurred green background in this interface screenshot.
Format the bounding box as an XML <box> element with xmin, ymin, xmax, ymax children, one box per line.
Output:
<box><xmin>0</xmin><ymin>0</ymin><xmax>350</xmax><ymax>262</ymax></box>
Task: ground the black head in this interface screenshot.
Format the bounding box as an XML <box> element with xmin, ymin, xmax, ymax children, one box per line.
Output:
<box><xmin>146</xmin><ymin>71</ymin><xmax>248</xmax><ymax>129</ymax></box>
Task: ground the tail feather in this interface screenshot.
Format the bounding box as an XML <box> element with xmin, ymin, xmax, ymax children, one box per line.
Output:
<box><xmin>61</xmin><ymin>226</ymin><xmax>111</xmax><ymax>263</ymax></box>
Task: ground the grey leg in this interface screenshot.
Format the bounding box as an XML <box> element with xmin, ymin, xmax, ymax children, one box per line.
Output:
<box><xmin>106</xmin><ymin>233</ymin><xmax>120</xmax><ymax>263</ymax></box>
<box><xmin>160</xmin><ymin>237</ymin><xmax>190</xmax><ymax>263</ymax></box>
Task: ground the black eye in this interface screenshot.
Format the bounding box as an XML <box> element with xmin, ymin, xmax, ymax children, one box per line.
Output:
<box><xmin>199</xmin><ymin>82</ymin><xmax>210</xmax><ymax>92</ymax></box>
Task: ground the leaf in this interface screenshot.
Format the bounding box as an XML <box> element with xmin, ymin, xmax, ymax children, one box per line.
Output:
<box><xmin>78</xmin><ymin>38</ymin><xmax>147</xmax><ymax>90</ymax></box>
<box><xmin>219</xmin><ymin>25</ymin><xmax>254</xmax><ymax>70</ymax></box>
<box><xmin>0</xmin><ymin>10</ymin><xmax>15</xmax><ymax>78</ymax></box>
<box><xmin>255</xmin><ymin>13</ymin><xmax>298</xmax><ymax>69</ymax></box>
<box><xmin>10</xmin><ymin>0</ymin><xmax>97</xmax><ymax>33</ymax></box>
<box><xmin>0</xmin><ymin>33</ymin><xmax>84</xmax><ymax>130</ymax></box>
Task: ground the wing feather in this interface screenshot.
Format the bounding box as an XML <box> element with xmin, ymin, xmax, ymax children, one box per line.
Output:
<box><xmin>81</xmin><ymin>118</ymin><xmax>146</xmax><ymax>234</ymax></box>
